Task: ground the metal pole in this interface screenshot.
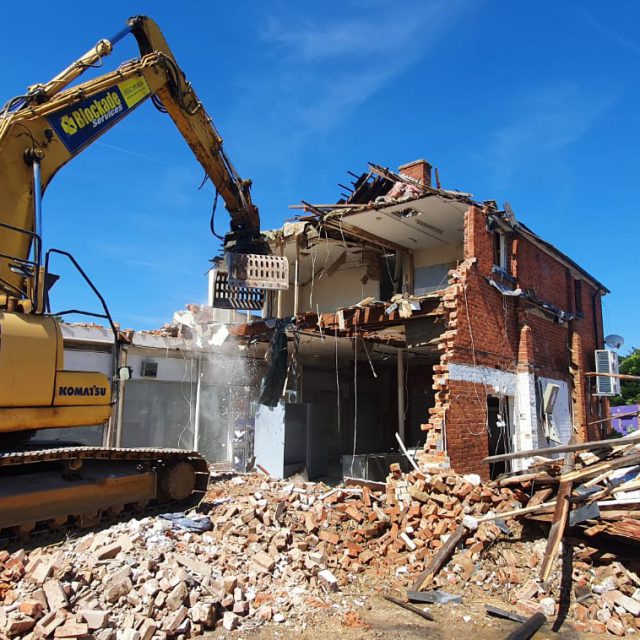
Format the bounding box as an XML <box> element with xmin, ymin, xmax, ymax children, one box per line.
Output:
<box><xmin>32</xmin><ymin>159</ymin><xmax>42</xmax><ymax>267</ymax></box>
<box><xmin>114</xmin><ymin>346</ymin><xmax>128</xmax><ymax>448</ymax></box>
<box><xmin>277</xmin><ymin>290</ymin><xmax>283</xmax><ymax>318</ymax></box>
<box><xmin>397</xmin><ymin>348</ymin><xmax>405</xmax><ymax>440</ymax></box>
<box><xmin>293</xmin><ymin>237</ymin><xmax>300</xmax><ymax>316</ymax></box>
<box><xmin>293</xmin><ymin>259</ymin><xmax>300</xmax><ymax>315</ymax></box>
<box><xmin>193</xmin><ymin>354</ymin><xmax>203</xmax><ymax>452</ymax></box>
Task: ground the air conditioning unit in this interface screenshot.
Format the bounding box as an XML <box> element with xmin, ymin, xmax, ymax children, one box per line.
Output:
<box><xmin>594</xmin><ymin>349</ymin><xmax>620</xmax><ymax>396</ymax></box>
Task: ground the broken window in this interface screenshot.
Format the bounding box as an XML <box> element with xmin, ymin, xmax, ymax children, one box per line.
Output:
<box><xmin>379</xmin><ymin>253</ymin><xmax>401</xmax><ymax>301</ymax></box>
<box><xmin>493</xmin><ymin>231</ymin><xmax>509</xmax><ymax>273</ymax></box>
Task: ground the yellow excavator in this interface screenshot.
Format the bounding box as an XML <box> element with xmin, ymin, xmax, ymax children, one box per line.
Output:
<box><xmin>0</xmin><ymin>16</ymin><xmax>288</xmax><ymax>537</ymax></box>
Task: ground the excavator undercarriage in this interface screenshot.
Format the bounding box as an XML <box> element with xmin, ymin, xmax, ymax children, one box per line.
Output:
<box><xmin>0</xmin><ymin>446</ymin><xmax>209</xmax><ymax>539</ymax></box>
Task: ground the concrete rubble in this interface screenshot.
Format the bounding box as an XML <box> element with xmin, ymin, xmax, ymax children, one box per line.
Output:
<box><xmin>0</xmin><ymin>468</ymin><xmax>638</xmax><ymax>638</ymax></box>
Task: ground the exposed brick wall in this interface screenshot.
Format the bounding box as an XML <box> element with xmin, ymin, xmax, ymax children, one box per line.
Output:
<box><xmin>399</xmin><ymin>159</ymin><xmax>432</xmax><ymax>187</ymax></box>
<box><xmin>517</xmin><ymin>324</ymin><xmax>534</xmax><ymax>371</ymax></box>
<box><xmin>443</xmin><ymin>379</ymin><xmax>489</xmax><ymax>475</ymax></box>
<box><xmin>422</xmin><ymin>205</ymin><xmax>608</xmax><ymax>476</ymax></box>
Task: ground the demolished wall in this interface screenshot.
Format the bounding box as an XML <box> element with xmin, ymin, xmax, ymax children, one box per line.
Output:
<box><xmin>422</xmin><ymin>205</ymin><xmax>608</xmax><ymax>477</ymax></box>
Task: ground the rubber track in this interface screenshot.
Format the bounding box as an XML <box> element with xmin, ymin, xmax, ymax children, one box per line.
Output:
<box><xmin>0</xmin><ymin>447</ymin><xmax>210</xmax><ymax>542</ymax></box>
<box><xmin>0</xmin><ymin>446</ymin><xmax>209</xmax><ymax>473</ymax></box>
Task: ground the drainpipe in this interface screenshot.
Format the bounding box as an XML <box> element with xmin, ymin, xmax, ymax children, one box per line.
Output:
<box><xmin>193</xmin><ymin>353</ymin><xmax>203</xmax><ymax>452</ymax></box>
<box><xmin>591</xmin><ymin>288</ymin><xmax>602</xmax><ymax>348</ymax></box>
<box><xmin>397</xmin><ymin>349</ymin><xmax>406</xmax><ymax>441</ymax></box>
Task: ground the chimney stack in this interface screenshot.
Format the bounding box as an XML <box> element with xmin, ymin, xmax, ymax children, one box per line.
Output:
<box><xmin>399</xmin><ymin>159</ymin><xmax>432</xmax><ymax>188</ymax></box>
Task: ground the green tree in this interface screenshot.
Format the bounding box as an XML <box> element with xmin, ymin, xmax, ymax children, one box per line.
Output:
<box><xmin>610</xmin><ymin>347</ymin><xmax>640</xmax><ymax>406</ymax></box>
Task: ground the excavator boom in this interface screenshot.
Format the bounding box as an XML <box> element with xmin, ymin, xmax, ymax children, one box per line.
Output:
<box><xmin>0</xmin><ymin>16</ymin><xmax>287</xmax><ymax>539</ymax></box>
<box><xmin>0</xmin><ymin>15</ymin><xmax>286</xmax><ymax>309</ymax></box>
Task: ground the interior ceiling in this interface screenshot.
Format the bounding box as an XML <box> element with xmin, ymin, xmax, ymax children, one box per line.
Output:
<box><xmin>295</xmin><ymin>330</ymin><xmax>439</xmax><ymax>366</ymax></box>
<box><xmin>282</xmin><ymin>240</ymin><xmax>375</xmax><ymax>284</ymax></box>
<box><xmin>276</xmin><ymin>195</ymin><xmax>466</xmax><ymax>284</ymax></box>
<box><xmin>341</xmin><ymin>195</ymin><xmax>467</xmax><ymax>250</ymax></box>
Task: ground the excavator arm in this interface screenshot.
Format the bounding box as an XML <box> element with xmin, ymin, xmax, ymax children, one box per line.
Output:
<box><xmin>0</xmin><ymin>16</ymin><xmax>290</xmax><ymax>536</ymax></box>
<box><xmin>0</xmin><ymin>15</ymin><xmax>284</xmax><ymax>312</ymax></box>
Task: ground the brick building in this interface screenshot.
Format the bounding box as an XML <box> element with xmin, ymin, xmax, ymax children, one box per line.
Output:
<box><xmin>426</xmin><ymin>196</ymin><xmax>608</xmax><ymax>477</ymax></box>
<box><xmin>224</xmin><ymin>159</ymin><xmax>609</xmax><ymax>480</ymax></box>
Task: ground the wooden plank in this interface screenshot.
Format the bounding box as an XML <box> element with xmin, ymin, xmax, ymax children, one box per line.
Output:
<box><xmin>528</xmin><ymin>487</ymin><xmax>554</xmax><ymax>508</ymax></box>
<box><xmin>477</xmin><ymin>500</ymin><xmax>557</xmax><ymax>523</ymax></box>
<box><xmin>395</xmin><ymin>432</ymin><xmax>421</xmax><ymax>473</ymax></box>
<box><xmin>410</xmin><ymin>524</ymin><xmax>466</xmax><ymax>591</ymax></box>
<box><xmin>504</xmin><ymin>612</ymin><xmax>547</xmax><ymax>640</ymax></box>
<box><xmin>482</xmin><ymin>431</ymin><xmax>640</xmax><ymax>464</ymax></box>
<box><xmin>560</xmin><ymin>450</ymin><xmax>640</xmax><ymax>483</ymax></box>
<box><xmin>585</xmin><ymin>372</ymin><xmax>640</xmax><ymax>381</ymax></box>
<box><xmin>496</xmin><ymin>472</ymin><xmax>559</xmax><ymax>486</ymax></box>
<box><xmin>383</xmin><ymin>594</ymin><xmax>435</xmax><ymax>622</ymax></box>
<box><xmin>322</xmin><ymin>217</ymin><xmax>408</xmax><ymax>253</ymax></box>
<box><xmin>588</xmin><ymin>410</ymin><xmax>639</xmax><ymax>427</ymax></box>
<box><xmin>539</xmin><ymin>451</ymin><xmax>575</xmax><ymax>583</ymax></box>
<box><xmin>524</xmin><ymin>513</ymin><xmax>555</xmax><ymax>523</ymax></box>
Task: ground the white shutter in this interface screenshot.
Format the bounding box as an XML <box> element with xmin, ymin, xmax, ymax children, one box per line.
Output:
<box><xmin>594</xmin><ymin>350</ymin><xmax>620</xmax><ymax>396</ymax></box>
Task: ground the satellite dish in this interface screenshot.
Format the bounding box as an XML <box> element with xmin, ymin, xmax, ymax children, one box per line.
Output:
<box><xmin>605</xmin><ymin>334</ymin><xmax>625</xmax><ymax>350</ymax></box>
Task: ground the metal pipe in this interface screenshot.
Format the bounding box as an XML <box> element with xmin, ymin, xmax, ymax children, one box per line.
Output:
<box><xmin>32</xmin><ymin>158</ymin><xmax>42</xmax><ymax>268</ymax></box>
<box><xmin>504</xmin><ymin>612</ymin><xmax>547</xmax><ymax>640</ymax></box>
<box><xmin>277</xmin><ymin>290</ymin><xmax>283</xmax><ymax>318</ymax></box>
<box><xmin>36</xmin><ymin>39</ymin><xmax>113</xmax><ymax>100</ymax></box>
<box><xmin>109</xmin><ymin>25</ymin><xmax>132</xmax><ymax>46</ymax></box>
<box><xmin>397</xmin><ymin>348</ymin><xmax>405</xmax><ymax>440</ymax></box>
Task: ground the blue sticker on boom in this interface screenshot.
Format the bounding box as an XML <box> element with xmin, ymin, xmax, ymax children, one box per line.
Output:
<box><xmin>46</xmin><ymin>77</ymin><xmax>150</xmax><ymax>154</ymax></box>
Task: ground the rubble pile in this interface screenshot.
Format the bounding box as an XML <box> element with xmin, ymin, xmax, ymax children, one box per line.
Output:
<box><xmin>0</xmin><ymin>464</ymin><xmax>638</xmax><ymax>638</ymax></box>
<box><xmin>471</xmin><ymin>539</ymin><xmax>640</xmax><ymax>636</ymax></box>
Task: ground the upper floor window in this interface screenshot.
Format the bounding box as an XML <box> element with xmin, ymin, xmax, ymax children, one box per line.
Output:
<box><xmin>493</xmin><ymin>231</ymin><xmax>509</xmax><ymax>273</ymax></box>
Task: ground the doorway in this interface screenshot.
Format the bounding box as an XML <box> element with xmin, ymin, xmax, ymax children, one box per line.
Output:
<box><xmin>487</xmin><ymin>395</ymin><xmax>513</xmax><ymax>479</ymax></box>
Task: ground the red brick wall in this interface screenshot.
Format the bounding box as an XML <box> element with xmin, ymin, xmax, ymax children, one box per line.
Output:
<box><xmin>444</xmin><ymin>380</ymin><xmax>489</xmax><ymax>475</ymax></box>
<box><xmin>427</xmin><ymin>205</ymin><xmax>608</xmax><ymax>476</ymax></box>
<box><xmin>399</xmin><ymin>160</ymin><xmax>432</xmax><ymax>187</ymax></box>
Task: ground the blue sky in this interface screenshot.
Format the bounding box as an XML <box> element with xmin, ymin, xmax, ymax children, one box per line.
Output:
<box><xmin>2</xmin><ymin>1</ymin><xmax>638</xmax><ymax>348</ymax></box>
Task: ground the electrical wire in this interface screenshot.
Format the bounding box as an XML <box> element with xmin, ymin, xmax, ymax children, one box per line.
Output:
<box><xmin>334</xmin><ymin>327</ymin><xmax>342</xmax><ymax>469</ymax></box>
<box><xmin>309</xmin><ymin>245</ymin><xmax>317</xmax><ymax>310</ymax></box>
<box><xmin>177</xmin><ymin>348</ymin><xmax>195</xmax><ymax>449</ymax></box>
<box><xmin>462</xmin><ymin>281</ymin><xmax>490</xmax><ymax>436</ymax></box>
<box><xmin>351</xmin><ymin>331</ymin><xmax>358</xmax><ymax>477</ymax></box>
<box><xmin>360</xmin><ymin>336</ymin><xmax>378</xmax><ymax>378</ymax></box>
<box><xmin>359</xmin><ymin>246</ymin><xmax>365</xmax><ymax>301</ymax></box>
